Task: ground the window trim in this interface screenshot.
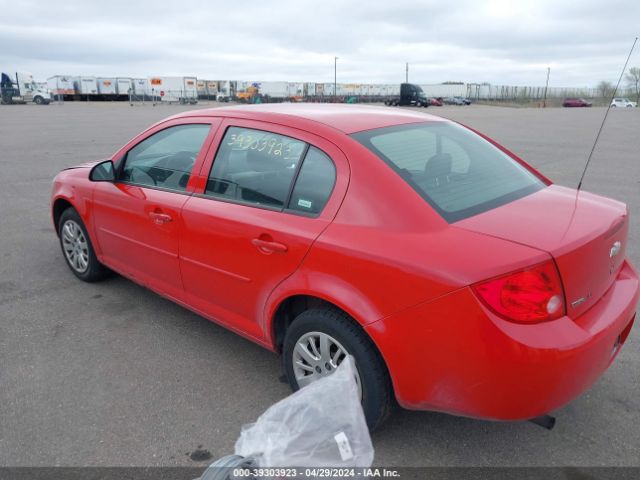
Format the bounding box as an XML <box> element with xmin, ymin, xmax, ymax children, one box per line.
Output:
<box><xmin>200</xmin><ymin>125</ymin><xmax>336</xmax><ymax>218</ymax></box>
<box><xmin>116</xmin><ymin>122</ymin><xmax>212</xmax><ymax>191</ymax></box>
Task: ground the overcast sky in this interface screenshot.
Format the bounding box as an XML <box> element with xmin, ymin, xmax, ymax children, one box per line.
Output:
<box><xmin>2</xmin><ymin>0</ymin><xmax>639</xmax><ymax>87</ymax></box>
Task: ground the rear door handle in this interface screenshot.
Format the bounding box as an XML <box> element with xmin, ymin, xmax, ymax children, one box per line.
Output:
<box><xmin>251</xmin><ymin>238</ymin><xmax>288</xmax><ymax>254</ymax></box>
<box><xmin>149</xmin><ymin>212</ymin><xmax>173</xmax><ymax>224</ymax></box>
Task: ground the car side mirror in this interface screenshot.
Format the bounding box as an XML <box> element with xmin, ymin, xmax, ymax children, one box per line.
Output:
<box><xmin>89</xmin><ymin>160</ymin><xmax>116</xmax><ymax>182</ymax></box>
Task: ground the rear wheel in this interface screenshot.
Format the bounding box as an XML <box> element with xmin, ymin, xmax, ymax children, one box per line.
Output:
<box><xmin>282</xmin><ymin>308</ymin><xmax>392</xmax><ymax>431</ymax></box>
<box><xmin>58</xmin><ymin>208</ymin><xmax>108</xmax><ymax>282</ymax></box>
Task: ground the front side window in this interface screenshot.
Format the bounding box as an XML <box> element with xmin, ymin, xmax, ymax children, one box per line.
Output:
<box><xmin>121</xmin><ymin>124</ymin><xmax>211</xmax><ymax>191</ymax></box>
<box><xmin>352</xmin><ymin>122</ymin><xmax>545</xmax><ymax>222</ymax></box>
<box><xmin>206</xmin><ymin>127</ymin><xmax>307</xmax><ymax>208</ymax></box>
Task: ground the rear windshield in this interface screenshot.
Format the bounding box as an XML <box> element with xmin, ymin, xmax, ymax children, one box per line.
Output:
<box><xmin>352</xmin><ymin>122</ymin><xmax>545</xmax><ymax>222</ymax></box>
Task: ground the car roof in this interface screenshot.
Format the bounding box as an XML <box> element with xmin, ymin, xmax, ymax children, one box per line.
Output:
<box><xmin>170</xmin><ymin>103</ymin><xmax>447</xmax><ymax>134</ymax></box>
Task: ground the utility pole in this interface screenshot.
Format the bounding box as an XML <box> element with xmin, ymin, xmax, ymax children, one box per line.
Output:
<box><xmin>334</xmin><ymin>56</ymin><xmax>339</xmax><ymax>101</ymax></box>
<box><xmin>406</xmin><ymin>62</ymin><xmax>409</xmax><ymax>83</ymax></box>
<box><xmin>543</xmin><ymin>67</ymin><xmax>550</xmax><ymax>108</ymax></box>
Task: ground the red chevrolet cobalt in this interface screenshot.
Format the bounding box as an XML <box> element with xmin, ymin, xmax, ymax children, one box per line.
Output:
<box><xmin>51</xmin><ymin>104</ymin><xmax>638</xmax><ymax>429</ymax></box>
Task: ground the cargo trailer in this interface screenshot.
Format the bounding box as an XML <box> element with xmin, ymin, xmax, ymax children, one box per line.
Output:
<box><xmin>73</xmin><ymin>76</ymin><xmax>98</xmax><ymax>98</ymax></box>
<box><xmin>147</xmin><ymin>76</ymin><xmax>198</xmax><ymax>103</ymax></box>
<box><xmin>96</xmin><ymin>77</ymin><xmax>117</xmax><ymax>97</ymax></box>
<box><xmin>47</xmin><ymin>75</ymin><xmax>75</xmax><ymax>98</ymax></box>
<box><xmin>259</xmin><ymin>81</ymin><xmax>289</xmax><ymax>99</ymax></box>
<box><xmin>116</xmin><ymin>78</ymin><xmax>132</xmax><ymax>96</ymax></box>
<box><xmin>131</xmin><ymin>78</ymin><xmax>147</xmax><ymax>96</ymax></box>
<box><xmin>205</xmin><ymin>81</ymin><xmax>218</xmax><ymax>98</ymax></box>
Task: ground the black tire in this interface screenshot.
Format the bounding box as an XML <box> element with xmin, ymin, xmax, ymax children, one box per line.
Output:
<box><xmin>58</xmin><ymin>208</ymin><xmax>109</xmax><ymax>282</ymax></box>
<box><xmin>200</xmin><ymin>454</ymin><xmax>254</xmax><ymax>480</ymax></box>
<box><xmin>282</xmin><ymin>308</ymin><xmax>392</xmax><ymax>431</ymax></box>
<box><xmin>34</xmin><ymin>96</ymin><xmax>44</xmax><ymax>105</ymax></box>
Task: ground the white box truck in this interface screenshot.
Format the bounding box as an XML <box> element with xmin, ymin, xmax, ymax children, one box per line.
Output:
<box><xmin>1</xmin><ymin>72</ymin><xmax>51</xmax><ymax>104</ymax></box>
<box><xmin>148</xmin><ymin>76</ymin><xmax>198</xmax><ymax>103</ymax></box>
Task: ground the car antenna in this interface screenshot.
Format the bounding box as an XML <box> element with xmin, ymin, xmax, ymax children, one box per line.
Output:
<box><xmin>577</xmin><ymin>37</ymin><xmax>637</xmax><ymax>191</ymax></box>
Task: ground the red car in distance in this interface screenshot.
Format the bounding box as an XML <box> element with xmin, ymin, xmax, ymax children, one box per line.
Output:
<box><xmin>51</xmin><ymin>104</ymin><xmax>638</xmax><ymax>429</ymax></box>
<box><xmin>562</xmin><ymin>98</ymin><xmax>593</xmax><ymax>107</ymax></box>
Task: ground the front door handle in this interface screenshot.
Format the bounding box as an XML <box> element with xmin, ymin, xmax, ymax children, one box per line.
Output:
<box><xmin>251</xmin><ymin>238</ymin><xmax>288</xmax><ymax>254</ymax></box>
<box><xmin>149</xmin><ymin>211</ymin><xmax>173</xmax><ymax>225</ymax></box>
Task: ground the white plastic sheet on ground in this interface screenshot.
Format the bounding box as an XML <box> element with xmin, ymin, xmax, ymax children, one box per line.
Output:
<box><xmin>234</xmin><ymin>356</ymin><xmax>374</xmax><ymax>467</ymax></box>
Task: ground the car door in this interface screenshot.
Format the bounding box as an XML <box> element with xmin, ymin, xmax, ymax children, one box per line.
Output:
<box><xmin>92</xmin><ymin>118</ymin><xmax>220</xmax><ymax>301</ymax></box>
<box><xmin>179</xmin><ymin>119</ymin><xmax>349</xmax><ymax>341</ymax></box>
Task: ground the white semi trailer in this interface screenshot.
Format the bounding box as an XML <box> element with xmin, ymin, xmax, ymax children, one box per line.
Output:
<box><xmin>96</xmin><ymin>77</ymin><xmax>118</xmax><ymax>97</ymax></box>
<box><xmin>73</xmin><ymin>76</ymin><xmax>98</xmax><ymax>98</ymax></box>
<box><xmin>147</xmin><ymin>76</ymin><xmax>198</xmax><ymax>103</ymax></box>
<box><xmin>116</xmin><ymin>78</ymin><xmax>133</xmax><ymax>97</ymax></box>
<box><xmin>47</xmin><ymin>75</ymin><xmax>75</xmax><ymax>98</ymax></box>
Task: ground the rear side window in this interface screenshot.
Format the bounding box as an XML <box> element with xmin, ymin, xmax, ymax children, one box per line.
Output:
<box><xmin>352</xmin><ymin>122</ymin><xmax>544</xmax><ymax>222</ymax></box>
<box><xmin>121</xmin><ymin>124</ymin><xmax>210</xmax><ymax>191</ymax></box>
<box><xmin>287</xmin><ymin>147</ymin><xmax>336</xmax><ymax>214</ymax></box>
<box><xmin>206</xmin><ymin>127</ymin><xmax>307</xmax><ymax>208</ymax></box>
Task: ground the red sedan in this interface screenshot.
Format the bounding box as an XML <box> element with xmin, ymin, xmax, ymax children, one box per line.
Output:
<box><xmin>562</xmin><ymin>98</ymin><xmax>593</xmax><ymax>107</ymax></box>
<box><xmin>51</xmin><ymin>104</ymin><xmax>638</xmax><ymax>429</ymax></box>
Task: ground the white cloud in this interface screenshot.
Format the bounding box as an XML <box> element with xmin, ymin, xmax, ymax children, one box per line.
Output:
<box><xmin>1</xmin><ymin>0</ymin><xmax>639</xmax><ymax>86</ymax></box>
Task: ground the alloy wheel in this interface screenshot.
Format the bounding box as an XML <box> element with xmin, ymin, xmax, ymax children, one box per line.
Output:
<box><xmin>61</xmin><ymin>220</ymin><xmax>89</xmax><ymax>273</ymax></box>
<box><xmin>292</xmin><ymin>331</ymin><xmax>362</xmax><ymax>397</ymax></box>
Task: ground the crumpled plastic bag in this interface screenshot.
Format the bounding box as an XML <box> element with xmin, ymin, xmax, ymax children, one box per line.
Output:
<box><xmin>234</xmin><ymin>356</ymin><xmax>374</xmax><ymax>467</ymax></box>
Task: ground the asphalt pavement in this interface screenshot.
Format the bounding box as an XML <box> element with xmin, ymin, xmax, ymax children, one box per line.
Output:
<box><xmin>0</xmin><ymin>102</ymin><xmax>638</xmax><ymax>467</ymax></box>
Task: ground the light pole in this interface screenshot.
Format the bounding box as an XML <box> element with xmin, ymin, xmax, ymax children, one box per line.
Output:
<box><xmin>406</xmin><ymin>62</ymin><xmax>409</xmax><ymax>83</ymax></box>
<box><xmin>334</xmin><ymin>56</ymin><xmax>339</xmax><ymax>101</ymax></box>
<box><xmin>543</xmin><ymin>67</ymin><xmax>550</xmax><ymax>108</ymax></box>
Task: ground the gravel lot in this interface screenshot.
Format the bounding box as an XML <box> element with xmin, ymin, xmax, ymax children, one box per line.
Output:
<box><xmin>0</xmin><ymin>102</ymin><xmax>638</xmax><ymax>467</ymax></box>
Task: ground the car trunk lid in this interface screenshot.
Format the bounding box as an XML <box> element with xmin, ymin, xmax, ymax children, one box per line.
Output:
<box><xmin>456</xmin><ymin>185</ymin><xmax>629</xmax><ymax>318</ymax></box>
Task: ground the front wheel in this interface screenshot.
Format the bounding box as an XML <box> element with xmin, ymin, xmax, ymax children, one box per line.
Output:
<box><xmin>282</xmin><ymin>308</ymin><xmax>392</xmax><ymax>431</ymax></box>
<box><xmin>34</xmin><ymin>96</ymin><xmax>44</xmax><ymax>105</ymax></box>
<box><xmin>58</xmin><ymin>208</ymin><xmax>109</xmax><ymax>282</ymax></box>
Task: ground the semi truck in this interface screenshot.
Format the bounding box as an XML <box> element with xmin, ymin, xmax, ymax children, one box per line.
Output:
<box><xmin>384</xmin><ymin>83</ymin><xmax>429</xmax><ymax>107</ymax></box>
<box><xmin>1</xmin><ymin>72</ymin><xmax>51</xmax><ymax>104</ymax></box>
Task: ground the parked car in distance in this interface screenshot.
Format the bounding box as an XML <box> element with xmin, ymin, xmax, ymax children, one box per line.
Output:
<box><xmin>454</xmin><ymin>96</ymin><xmax>472</xmax><ymax>105</ymax></box>
<box><xmin>611</xmin><ymin>98</ymin><xmax>637</xmax><ymax>108</ymax></box>
<box><xmin>443</xmin><ymin>96</ymin><xmax>466</xmax><ymax>105</ymax></box>
<box><xmin>51</xmin><ymin>104</ymin><xmax>638</xmax><ymax>430</ymax></box>
<box><xmin>562</xmin><ymin>98</ymin><xmax>592</xmax><ymax>107</ymax></box>
<box><xmin>428</xmin><ymin>97</ymin><xmax>443</xmax><ymax>106</ymax></box>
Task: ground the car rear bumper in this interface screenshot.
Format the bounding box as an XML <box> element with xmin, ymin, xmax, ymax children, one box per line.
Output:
<box><xmin>365</xmin><ymin>260</ymin><xmax>639</xmax><ymax>420</ymax></box>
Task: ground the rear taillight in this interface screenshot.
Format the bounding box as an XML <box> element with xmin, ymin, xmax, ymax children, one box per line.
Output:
<box><xmin>472</xmin><ymin>260</ymin><xmax>565</xmax><ymax>323</ymax></box>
